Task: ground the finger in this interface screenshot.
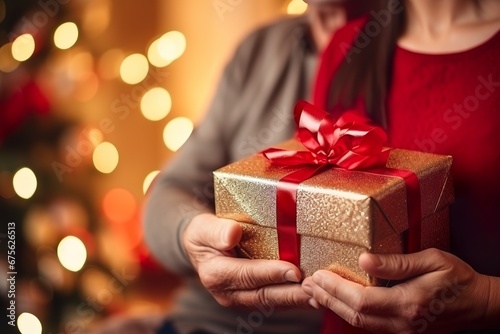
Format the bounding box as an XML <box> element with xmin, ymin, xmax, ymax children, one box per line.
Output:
<box><xmin>302</xmin><ymin>277</ymin><xmax>314</xmax><ymax>296</ymax></box>
<box><xmin>230</xmin><ymin>283</ymin><xmax>312</xmax><ymax>309</ymax></box>
<box><xmin>359</xmin><ymin>248</ymin><xmax>449</xmax><ymax>281</ymax></box>
<box><xmin>311</xmin><ymin>270</ymin><xmax>401</xmax><ymax>316</ymax></box>
<box><xmin>187</xmin><ymin>214</ymin><xmax>242</xmax><ymax>251</ymax></box>
<box><xmin>200</xmin><ymin>257</ymin><xmax>301</xmax><ymax>291</ymax></box>
<box><xmin>305</xmin><ymin>279</ymin><xmax>400</xmax><ymax>333</ymax></box>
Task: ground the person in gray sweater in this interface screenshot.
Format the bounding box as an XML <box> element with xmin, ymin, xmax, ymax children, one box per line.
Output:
<box><xmin>143</xmin><ymin>1</ymin><xmax>372</xmax><ymax>333</ymax></box>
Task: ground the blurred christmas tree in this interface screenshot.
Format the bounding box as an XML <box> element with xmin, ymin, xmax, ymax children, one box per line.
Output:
<box><xmin>0</xmin><ymin>1</ymin><xmax>164</xmax><ymax>333</ymax></box>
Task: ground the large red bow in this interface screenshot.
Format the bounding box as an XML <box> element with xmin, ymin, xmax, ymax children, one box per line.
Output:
<box><xmin>262</xmin><ymin>100</ymin><xmax>390</xmax><ymax>170</ymax></box>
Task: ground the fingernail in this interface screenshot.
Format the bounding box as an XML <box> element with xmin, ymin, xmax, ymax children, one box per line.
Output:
<box><xmin>284</xmin><ymin>270</ymin><xmax>300</xmax><ymax>283</ymax></box>
<box><xmin>308</xmin><ymin>298</ymin><xmax>320</xmax><ymax>309</ymax></box>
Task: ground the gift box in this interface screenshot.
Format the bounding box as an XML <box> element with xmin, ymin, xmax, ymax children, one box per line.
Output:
<box><xmin>213</xmin><ymin>101</ymin><xmax>454</xmax><ymax>286</ymax></box>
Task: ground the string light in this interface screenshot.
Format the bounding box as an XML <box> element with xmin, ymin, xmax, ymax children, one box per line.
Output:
<box><xmin>54</xmin><ymin>22</ymin><xmax>79</xmax><ymax>50</ymax></box>
<box><xmin>119</xmin><ymin>53</ymin><xmax>149</xmax><ymax>84</ymax></box>
<box><xmin>140</xmin><ymin>87</ymin><xmax>172</xmax><ymax>121</ymax></box>
<box><xmin>143</xmin><ymin>170</ymin><xmax>160</xmax><ymax>194</ymax></box>
<box><xmin>13</xmin><ymin>167</ymin><xmax>37</xmax><ymax>199</ymax></box>
<box><xmin>92</xmin><ymin>142</ymin><xmax>119</xmax><ymax>174</ymax></box>
<box><xmin>17</xmin><ymin>313</ymin><xmax>42</xmax><ymax>334</ymax></box>
<box><xmin>57</xmin><ymin>236</ymin><xmax>87</xmax><ymax>272</ymax></box>
<box><xmin>287</xmin><ymin>0</ymin><xmax>308</xmax><ymax>15</ymax></box>
<box><xmin>11</xmin><ymin>34</ymin><xmax>35</xmax><ymax>62</ymax></box>
<box><xmin>163</xmin><ymin>117</ymin><xmax>193</xmax><ymax>152</ymax></box>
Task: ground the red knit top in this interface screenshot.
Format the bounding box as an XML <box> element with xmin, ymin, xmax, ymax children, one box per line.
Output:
<box><xmin>314</xmin><ymin>18</ymin><xmax>500</xmax><ymax>277</ymax></box>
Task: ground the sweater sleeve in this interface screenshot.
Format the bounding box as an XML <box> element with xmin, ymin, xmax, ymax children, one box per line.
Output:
<box><xmin>143</xmin><ymin>16</ymin><xmax>312</xmax><ymax>277</ymax></box>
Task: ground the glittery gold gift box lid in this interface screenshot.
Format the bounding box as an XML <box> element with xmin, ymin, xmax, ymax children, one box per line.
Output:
<box><xmin>213</xmin><ymin>139</ymin><xmax>454</xmax><ymax>251</ymax></box>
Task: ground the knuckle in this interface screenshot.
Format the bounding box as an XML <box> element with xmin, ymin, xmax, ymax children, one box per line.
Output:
<box><xmin>235</xmin><ymin>265</ymin><xmax>257</xmax><ymax>288</ymax></box>
<box><xmin>405</xmin><ymin>303</ymin><xmax>426</xmax><ymax>324</ymax></box>
<box><xmin>425</xmin><ymin>248</ymin><xmax>446</xmax><ymax>262</ymax></box>
<box><xmin>254</xmin><ymin>287</ymin><xmax>271</xmax><ymax>307</ymax></box>
<box><xmin>320</xmin><ymin>295</ymin><xmax>337</xmax><ymax>311</ymax></box>
<box><xmin>199</xmin><ymin>267</ymin><xmax>223</xmax><ymax>290</ymax></box>
<box><xmin>351</xmin><ymin>294</ymin><xmax>370</xmax><ymax>313</ymax></box>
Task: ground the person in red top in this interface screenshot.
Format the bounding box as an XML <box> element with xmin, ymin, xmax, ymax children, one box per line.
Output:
<box><xmin>303</xmin><ymin>0</ymin><xmax>500</xmax><ymax>333</ymax></box>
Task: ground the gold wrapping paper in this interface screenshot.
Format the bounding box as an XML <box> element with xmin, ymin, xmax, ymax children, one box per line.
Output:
<box><xmin>214</xmin><ymin>140</ymin><xmax>453</xmax><ymax>286</ymax></box>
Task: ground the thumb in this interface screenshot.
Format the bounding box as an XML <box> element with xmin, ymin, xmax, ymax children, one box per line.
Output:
<box><xmin>188</xmin><ymin>214</ymin><xmax>242</xmax><ymax>251</ymax></box>
<box><xmin>359</xmin><ymin>248</ymin><xmax>448</xmax><ymax>281</ymax></box>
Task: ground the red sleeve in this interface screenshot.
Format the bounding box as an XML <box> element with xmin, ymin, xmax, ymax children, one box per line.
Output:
<box><xmin>313</xmin><ymin>16</ymin><xmax>368</xmax><ymax>110</ymax></box>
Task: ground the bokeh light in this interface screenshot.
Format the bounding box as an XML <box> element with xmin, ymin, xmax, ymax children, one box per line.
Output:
<box><xmin>82</xmin><ymin>0</ymin><xmax>110</xmax><ymax>37</ymax></box>
<box><xmin>0</xmin><ymin>43</ymin><xmax>20</xmax><ymax>72</ymax></box>
<box><xmin>119</xmin><ymin>53</ymin><xmax>149</xmax><ymax>84</ymax></box>
<box><xmin>98</xmin><ymin>49</ymin><xmax>124</xmax><ymax>80</ymax></box>
<box><xmin>37</xmin><ymin>254</ymin><xmax>65</xmax><ymax>288</ymax></box>
<box><xmin>92</xmin><ymin>142</ymin><xmax>119</xmax><ymax>174</ymax></box>
<box><xmin>57</xmin><ymin>236</ymin><xmax>87</xmax><ymax>272</ymax></box>
<box><xmin>147</xmin><ymin>39</ymin><xmax>172</xmax><ymax>68</ymax></box>
<box><xmin>287</xmin><ymin>0</ymin><xmax>308</xmax><ymax>15</ymax></box>
<box><xmin>73</xmin><ymin>71</ymin><xmax>100</xmax><ymax>102</ymax></box>
<box><xmin>17</xmin><ymin>312</ymin><xmax>42</xmax><ymax>334</ymax></box>
<box><xmin>24</xmin><ymin>207</ymin><xmax>58</xmax><ymax>247</ymax></box>
<box><xmin>67</xmin><ymin>51</ymin><xmax>94</xmax><ymax>80</ymax></box>
<box><xmin>11</xmin><ymin>34</ymin><xmax>35</xmax><ymax>62</ymax></box>
<box><xmin>102</xmin><ymin>188</ymin><xmax>136</xmax><ymax>223</ymax></box>
<box><xmin>163</xmin><ymin>117</ymin><xmax>193</xmax><ymax>152</ymax></box>
<box><xmin>143</xmin><ymin>170</ymin><xmax>160</xmax><ymax>194</ymax></box>
<box><xmin>140</xmin><ymin>87</ymin><xmax>172</xmax><ymax>121</ymax></box>
<box><xmin>157</xmin><ymin>31</ymin><xmax>186</xmax><ymax>63</ymax></box>
<box><xmin>13</xmin><ymin>167</ymin><xmax>37</xmax><ymax>199</ymax></box>
<box><xmin>54</xmin><ymin>22</ymin><xmax>79</xmax><ymax>50</ymax></box>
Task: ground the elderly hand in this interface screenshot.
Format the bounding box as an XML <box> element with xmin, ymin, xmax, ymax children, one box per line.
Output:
<box><xmin>302</xmin><ymin>248</ymin><xmax>499</xmax><ymax>333</ymax></box>
<box><xmin>183</xmin><ymin>213</ymin><xmax>310</xmax><ymax>309</ymax></box>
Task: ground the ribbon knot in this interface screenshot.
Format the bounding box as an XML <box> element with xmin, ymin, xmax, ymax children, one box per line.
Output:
<box><xmin>262</xmin><ymin>100</ymin><xmax>390</xmax><ymax>170</ymax></box>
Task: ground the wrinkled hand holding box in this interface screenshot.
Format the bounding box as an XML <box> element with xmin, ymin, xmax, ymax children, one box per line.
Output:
<box><xmin>214</xmin><ymin>101</ymin><xmax>453</xmax><ymax>286</ymax></box>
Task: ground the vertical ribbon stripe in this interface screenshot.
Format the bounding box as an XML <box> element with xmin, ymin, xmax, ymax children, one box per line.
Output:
<box><xmin>275</xmin><ymin>165</ymin><xmax>329</xmax><ymax>266</ymax></box>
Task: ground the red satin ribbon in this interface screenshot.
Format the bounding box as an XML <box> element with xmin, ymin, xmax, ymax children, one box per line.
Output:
<box><xmin>262</xmin><ymin>100</ymin><xmax>422</xmax><ymax>268</ymax></box>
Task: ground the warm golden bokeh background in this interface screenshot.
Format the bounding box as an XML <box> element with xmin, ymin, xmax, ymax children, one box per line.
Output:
<box><xmin>0</xmin><ymin>0</ymin><xmax>309</xmax><ymax>333</ymax></box>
